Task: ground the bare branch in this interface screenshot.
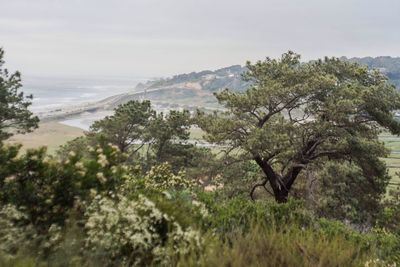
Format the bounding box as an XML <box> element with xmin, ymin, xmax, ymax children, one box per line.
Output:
<box><xmin>250</xmin><ymin>178</ymin><xmax>268</xmax><ymax>200</ymax></box>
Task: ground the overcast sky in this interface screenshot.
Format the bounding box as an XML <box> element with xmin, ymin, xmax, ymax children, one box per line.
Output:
<box><xmin>1</xmin><ymin>0</ymin><xmax>400</xmax><ymax>79</ymax></box>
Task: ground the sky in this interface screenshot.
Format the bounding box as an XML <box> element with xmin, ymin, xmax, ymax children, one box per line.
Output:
<box><xmin>1</xmin><ymin>0</ymin><xmax>400</xmax><ymax>79</ymax></box>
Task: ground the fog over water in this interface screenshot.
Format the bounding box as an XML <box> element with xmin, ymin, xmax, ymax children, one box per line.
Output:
<box><xmin>22</xmin><ymin>75</ymin><xmax>147</xmax><ymax>113</ymax></box>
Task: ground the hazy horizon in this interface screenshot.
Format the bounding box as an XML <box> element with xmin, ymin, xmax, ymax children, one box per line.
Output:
<box><xmin>2</xmin><ymin>0</ymin><xmax>400</xmax><ymax>79</ymax></box>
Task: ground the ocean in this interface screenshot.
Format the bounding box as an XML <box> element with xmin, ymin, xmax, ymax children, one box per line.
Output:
<box><xmin>22</xmin><ymin>75</ymin><xmax>148</xmax><ymax>130</ymax></box>
<box><xmin>22</xmin><ymin>75</ymin><xmax>147</xmax><ymax>113</ymax></box>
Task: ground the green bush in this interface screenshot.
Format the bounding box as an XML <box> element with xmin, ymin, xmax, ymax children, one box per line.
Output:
<box><xmin>83</xmin><ymin>193</ymin><xmax>201</xmax><ymax>266</ymax></box>
<box><xmin>0</xmin><ymin>142</ymin><xmax>130</xmax><ymax>232</ymax></box>
<box><xmin>0</xmin><ymin>142</ymin><xmax>207</xmax><ymax>265</ymax></box>
<box><xmin>178</xmin><ymin>223</ymin><xmax>371</xmax><ymax>267</ymax></box>
<box><xmin>0</xmin><ymin>140</ymin><xmax>399</xmax><ymax>266</ymax></box>
<box><xmin>202</xmin><ymin>195</ymin><xmax>313</xmax><ymax>234</ymax></box>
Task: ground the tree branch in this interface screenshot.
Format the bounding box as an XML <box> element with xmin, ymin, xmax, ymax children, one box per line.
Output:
<box><xmin>250</xmin><ymin>178</ymin><xmax>268</xmax><ymax>200</ymax></box>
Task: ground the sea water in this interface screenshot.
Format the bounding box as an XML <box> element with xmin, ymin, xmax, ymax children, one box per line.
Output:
<box><xmin>22</xmin><ymin>75</ymin><xmax>147</xmax><ymax>129</ymax></box>
<box><xmin>22</xmin><ymin>75</ymin><xmax>146</xmax><ymax>112</ymax></box>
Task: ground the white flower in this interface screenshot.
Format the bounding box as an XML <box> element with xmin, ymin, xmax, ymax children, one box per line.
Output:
<box><xmin>97</xmin><ymin>154</ymin><xmax>109</xmax><ymax>167</ymax></box>
<box><xmin>4</xmin><ymin>176</ymin><xmax>16</xmax><ymax>184</ymax></box>
<box><xmin>83</xmin><ymin>193</ymin><xmax>202</xmax><ymax>265</ymax></box>
<box><xmin>74</xmin><ymin>162</ymin><xmax>84</xmax><ymax>169</ymax></box>
<box><xmin>96</xmin><ymin>172</ymin><xmax>107</xmax><ymax>184</ymax></box>
<box><xmin>162</xmin><ymin>191</ymin><xmax>172</xmax><ymax>199</ymax></box>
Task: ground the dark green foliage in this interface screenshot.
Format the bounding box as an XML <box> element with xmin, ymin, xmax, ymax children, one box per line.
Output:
<box><xmin>0</xmin><ymin>48</ymin><xmax>38</xmax><ymax>141</ymax></box>
<box><xmin>317</xmin><ymin>161</ymin><xmax>389</xmax><ymax>224</ymax></box>
<box><xmin>146</xmin><ymin>189</ymin><xmax>208</xmax><ymax>230</ymax></box>
<box><xmin>378</xmin><ymin>186</ymin><xmax>400</xmax><ymax>233</ymax></box>
<box><xmin>146</xmin><ymin>109</ymin><xmax>191</xmax><ymax>164</ymax></box>
<box><xmin>0</xmin><ymin>142</ymin><xmax>129</xmax><ymax>231</ymax></box>
<box><xmin>345</xmin><ymin>56</ymin><xmax>400</xmax><ymax>88</ymax></box>
<box><xmin>197</xmin><ymin>51</ymin><xmax>400</xmax><ymax>203</ymax></box>
<box><xmin>179</xmin><ymin>224</ymin><xmax>370</xmax><ymax>267</ymax></box>
<box><xmin>213</xmin><ymin>160</ymin><xmax>263</xmax><ymax>198</ymax></box>
<box><xmin>90</xmin><ymin>100</ymin><xmax>154</xmax><ymax>153</ymax></box>
<box><xmin>202</xmin><ymin>195</ymin><xmax>312</xmax><ymax>234</ymax></box>
<box><xmin>74</xmin><ymin>100</ymin><xmax>216</xmax><ymax>175</ymax></box>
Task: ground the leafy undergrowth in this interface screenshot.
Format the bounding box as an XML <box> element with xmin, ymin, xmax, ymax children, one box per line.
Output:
<box><xmin>1</xmin><ymin>197</ymin><xmax>399</xmax><ymax>267</ymax></box>
<box><xmin>179</xmin><ymin>224</ymin><xmax>369</xmax><ymax>267</ymax></box>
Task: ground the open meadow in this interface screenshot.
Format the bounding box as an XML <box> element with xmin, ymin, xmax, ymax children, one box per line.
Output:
<box><xmin>380</xmin><ymin>133</ymin><xmax>400</xmax><ymax>191</ymax></box>
<box><xmin>7</xmin><ymin>122</ymin><xmax>84</xmax><ymax>154</ymax></box>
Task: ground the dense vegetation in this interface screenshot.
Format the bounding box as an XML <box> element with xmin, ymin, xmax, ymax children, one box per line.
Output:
<box><xmin>111</xmin><ymin>56</ymin><xmax>400</xmax><ymax>112</ymax></box>
<box><xmin>136</xmin><ymin>56</ymin><xmax>400</xmax><ymax>95</ymax></box>
<box><xmin>1</xmin><ymin>48</ymin><xmax>400</xmax><ymax>266</ymax></box>
<box><xmin>0</xmin><ymin>49</ymin><xmax>38</xmax><ymax>141</ymax></box>
<box><xmin>345</xmin><ymin>56</ymin><xmax>400</xmax><ymax>89</ymax></box>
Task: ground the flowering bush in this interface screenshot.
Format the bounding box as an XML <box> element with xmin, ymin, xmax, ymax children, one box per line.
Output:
<box><xmin>0</xmin><ymin>204</ymin><xmax>34</xmax><ymax>255</ymax></box>
<box><xmin>0</xmin><ymin>204</ymin><xmax>63</xmax><ymax>258</ymax></box>
<box><xmin>0</xmin><ymin>142</ymin><xmax>131</xmax><ymax>232</ymax></box>
<box><xmin>0</xmin><ymin>140</ymin><xmax>208</xmax><ymax>264</ymax></box>
<box><xmin>84</xmin><ymin>193</ymin><xmax>201</xmax><ymax>266</ymax></box>
<box><xmin>144</xmin><ymin>163</ymin><xmax>195</xmax><ymax>190</ymax></box>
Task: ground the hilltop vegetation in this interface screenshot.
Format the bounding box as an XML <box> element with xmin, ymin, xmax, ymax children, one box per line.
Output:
<box><xmin>116</xmin><ymin>65</ymin><xmax>251</xmax><ymax>109</ymax></box>
<box><xmin>1</xmin><ymin>48</ymin><xmax>400</xmax><ymax>266</ymax></box>
<box><xmin>138</xmin><ymin>56</ymin><xmax>400</xmax><ymax>97</ymax></box>
<box><xmin>345</xmin><ymin>56</ymin><xmax>400</xmax><ymax>88</ymax></box>
<box><xmin>106</xmin><ymin>56</ymin><xmax>400</xmax><ymax>112</ymax></box>
<box><xmin>136</xmin><ymin>65</ymin><xmax>249</xmax><ymax>92</ymax></box>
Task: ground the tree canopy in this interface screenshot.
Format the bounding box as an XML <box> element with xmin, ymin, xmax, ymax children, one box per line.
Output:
<box><xmin>84</xmin><ymin>100</ymin><xmax>196</xmax><ymax>171</ymax></box>
<box><xmin>0</xmin><ymin>48</ymin><xmax>38</xmax><ymax>140</ymax></box>
<box><xmin>90</xmin><ymin>100</ymin><xmax>154</xmax><ymax>153</ymax></box>
<box><xmin>197</xmin><ymin>51</ymin><xmax>400</xmax><ymax>202</ymax></box>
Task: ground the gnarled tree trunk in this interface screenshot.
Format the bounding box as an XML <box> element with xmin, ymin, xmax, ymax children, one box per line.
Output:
<box><xmin>252</xmin><ymin>156</ymin><xmax>303</xmax><ymax>203</ymax></box>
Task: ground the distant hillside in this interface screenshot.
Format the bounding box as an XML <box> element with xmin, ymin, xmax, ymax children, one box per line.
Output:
<box><xmin>38</xmin><ymin>65</ymin><xmax>251</xmax><ymax>121</ymax></box>
<box><xmin>343</xmin><ymin>56</ymin><xmax>400</xmax><ymax>88</ymax></box>
<box><xmin>134</xmin><ymin>56</ymin><xmax>400</xmax><ymax>98</ymax></box>
<box><xmin>42</xmin><ymin>57</ymin><xmax>400</xmax><ymax>121</ymax></box>
<box><xmin>135</xmin><ymin>65</ymin><xmax>249</xmax><ymax>92</ymax></box>
<box><xmin>119</xmin><ymin>65</ymin><xmax>251</xmax><ymax>108</ymax></box>
<box><xmin>111</xmin><ymin>57</ymin><xmax>400</xmax><ymax>109</ymax></box>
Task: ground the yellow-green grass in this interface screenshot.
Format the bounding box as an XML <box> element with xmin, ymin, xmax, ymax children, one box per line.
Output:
<box><xmin>380</xmin><ymin>132</ymin><xmax>400</xmax><ymax>191</ymax></box>
<box><xmin>189</xmin><ymin>127</ymin><xmax>205</xmax><ymax>140</ymax></box>
<box><xmin>7</xmin><ymin>122</ymin><xmax>84</xmax><ymax>154</ymax></box>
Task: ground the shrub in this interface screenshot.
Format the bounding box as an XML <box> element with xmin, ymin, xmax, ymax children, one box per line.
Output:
<box><xmin>178</xmin><ymin>223</ymin><xmax>371</xmax><ymax>267</ymax></box>
<box><xmin>203</xmin><ymin>195</ymin><xmax>313</xmax><ymax>234</ymax></box>
<box><xmin>83</xmin><ymin>193</ymin><xmax>201</xmax><ymax>266</ymax></box>
<box><xmin>144</xmin><ymin>163</ymin><xmax>195</xmax><ymax>190</ymax></box>
<box><xmin>0</xmin><ymin>142</ymin><xmax>130</xmax><ymax>231</ymax></box>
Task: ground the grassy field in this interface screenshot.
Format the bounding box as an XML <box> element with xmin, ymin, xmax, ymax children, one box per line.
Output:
<box><xmin>7</xmin><ymin>122</ymin><xmax>84</xmax><ymax>154</ymax></box>
<box><xmin>379</xmin><ymin>133</ymin><xmax>400</xmax><ymax>190</ymax></box>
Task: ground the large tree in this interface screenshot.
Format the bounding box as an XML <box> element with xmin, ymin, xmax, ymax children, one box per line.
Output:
<box><xmin>0</xmin><ymin>48</ymin><xmax>38</xmax><ymax>140</ymax></box>
<box><xmin>146</xmin><ymin>109</ymin><xmax>192</xmax><ymax>163</ymax></box>
<box><xmin>197</xmin><ymin>51</ymin><xmax>400</xmax><ymax>203</ymax></box>
<box><xmin>88</xmin><ymin>100</ymin><xmax>195</xmax><ymax>170</ymax></box>
<box><xmin>90</xmin><ymin>100</ymin><xmax>154</xmax><ymax>153</ymax></box>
